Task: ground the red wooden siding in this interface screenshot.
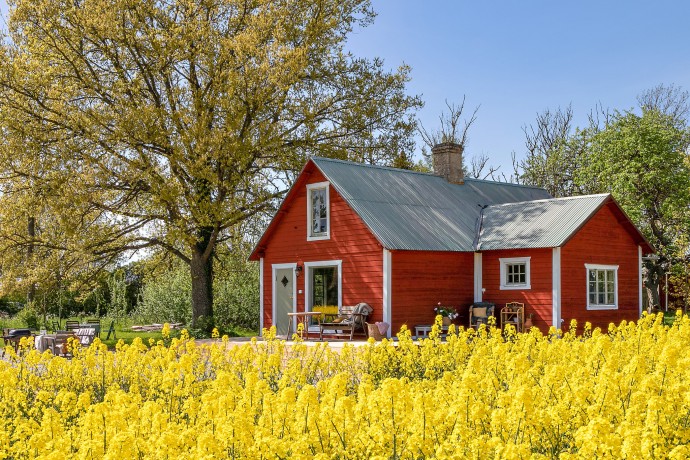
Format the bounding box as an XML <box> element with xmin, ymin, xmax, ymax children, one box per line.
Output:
<box><xmin>391</xmin><ymin>251</ymin><xmax>474</xmax><ymax>334</ymax></box>
<box><xmin>481</xmin><ymin>248</ymin><xmax>553</xmax><ymax>332</ymax></box>
<box><xmin>260</xmin><ymin>166</ymin><xmax>384</xmax><ymax>329</ymax></box>
<box><xmin>561</xmin><ymin>202</ymin><xmax>640</xmax><ymax>331</ymax></box>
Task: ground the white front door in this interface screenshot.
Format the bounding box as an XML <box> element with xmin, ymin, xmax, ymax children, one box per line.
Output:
<box><xmin>274</xmin><ymin>267</ymin><xmax>295</xmax><ymax>336</ymax></box>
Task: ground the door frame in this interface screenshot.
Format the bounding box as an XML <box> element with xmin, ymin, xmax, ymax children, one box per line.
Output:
<box><xmin>304</xmin><ymin>260</ymin><xmax>342</xmax><ymax>313</ymax></box>
<box><xmin>272</xmin><ymin>263</ymin><xmax>297</xmax><ymax>333</ymax></box>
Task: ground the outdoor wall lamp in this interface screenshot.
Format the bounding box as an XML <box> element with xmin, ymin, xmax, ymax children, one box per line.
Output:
<box><xmin>295</xmin><ymin>265</ymin><xmax>303</xmax><ymax>277</ymax></box>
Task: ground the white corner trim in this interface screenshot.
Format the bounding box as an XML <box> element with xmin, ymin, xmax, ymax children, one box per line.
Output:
<box><xmin>499</xmin><ymin>256</ymin><xmax>531</xmax><ymax>290</ymax></box>
<box><xmin>306</xmin><ymin>181</ymin><xmax>330</xmax><ymax>241</ymax></box>
<box><xmin>552</xmin><ymin>248</ymin><xmax>561</xmax><ymax>328</ymax></box>
<box><xmin>259</xmin><ymin>257</ymin><xmax>264</xmax><ymax>336</ymax></box>
<box><xmin>303</xmin><ymin>260</ymin><xmax>343</xmax><ymax>311</ymax></box>
<box><xmin>474</xmin><ymin>252</ymin><xmax>483</xmax><ymax>302</ymax></box>
<box><xmin>585</xmin><ymin>264</ymin><xmax>619</xmax><ymax>310</ymax></box>
<box><xmin>638</xmin><ymin>246</ymin><xmax>643</xmax><ymax>318</ymax></box>
<box><xmin>383</xmin><ymin>249</ymin><xmax>392</xmax><ymax>338</ymax></box>
<box><xmin>271</xmin><ymin>263</ymin><xmax>298</xmax><ymax>333</ymax></box>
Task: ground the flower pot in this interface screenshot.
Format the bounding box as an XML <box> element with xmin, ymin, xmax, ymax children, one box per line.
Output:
<box><xmin>442</xmin><ymin>316</ymin><xmax>451</xmax><ymax>327</ymax></box>
<box><xmin>524</xmin><ymin>317</ymin><xmax>533</xmax><ymax>329</ymax></box>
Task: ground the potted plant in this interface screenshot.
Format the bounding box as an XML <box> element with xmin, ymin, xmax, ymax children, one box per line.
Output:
<box><xmin>524</xmin><ymin>313</ymin><xmax>534</xmax><ymax>329</ymax></box>
<box><xmin>434</xmin><ymin>303</ymin><xmax>459</xmax><ymax>326</ymax></box>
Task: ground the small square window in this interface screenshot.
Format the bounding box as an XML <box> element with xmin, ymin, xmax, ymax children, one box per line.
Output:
<box><xmin>500</xmin><ymin>257</ymin><xmax>531</xmax><ymax>290</ymax></box>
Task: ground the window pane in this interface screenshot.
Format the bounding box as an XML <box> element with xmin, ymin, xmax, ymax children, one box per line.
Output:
<box><xmin>589</xmin><ymin>292</ymin><xmax>597</xmax><ymax>304</ymax></box>
<box><xmin>607</xmin><ymin>292</ymin><xmax>615</xmax><ymax>304</ymax></box>
<box><xmin>506</xmin><ymin>263</ymin><xmax>526</xmax><ymax>285</ymax></box>
<box><xmin>589</xmin><ymin>270</ymin><xmax>596</xmax><ymax>282</ymax></box>
<box><xmin>310</xmin><ymin>188</ymin><xmax>327</xmax><ymax>235</ymax></box>
<box><xmin>598</xmin><ymin>293</ymin><xmax>605</xmax><ymax>304</ymax></box>
<box><xmin>311</xmin><ymin>267</ymin><xmax>338</xmax><ymax>308</ymax></box>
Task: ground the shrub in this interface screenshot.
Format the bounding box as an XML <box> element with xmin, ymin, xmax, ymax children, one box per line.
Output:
<box><xmin>135</xmin><ymin>264</ymin><xmax>192</xmax><ymax>324</ymax></box>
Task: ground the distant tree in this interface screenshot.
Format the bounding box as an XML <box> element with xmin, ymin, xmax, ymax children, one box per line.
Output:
<box><xmin>577</xmin><ymin>109</ymin><xmax>690</xmax><ymax>308</ymax></box>
<box><xmin>519</xmin><ymin>104</ymin><xmax>595</xmax><ymax>197</ymax></box>
<box><xmin>637</xmin><ymin>83</ymin><xmax>689</xmax><ymax>125</ymax></box>
<box><xmin>418</xmin><ymin>97</ymin><xmax>505</xmax><ymax>180</ymax></box>
<box><xmin>419</xmin><ymin>97</ymin><xmax>479</xmax><ymax>150</ymax></box>
<box><xmin>0</xmin><ymin>0</ymin><xmax>421</xmax><ymax>330</ymax></box>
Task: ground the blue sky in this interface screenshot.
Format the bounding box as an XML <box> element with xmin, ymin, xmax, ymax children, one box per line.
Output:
<box><xmin>2</xmin><ymin>0</ymin><xmax>689</xmax><ymax>174</ymax></box>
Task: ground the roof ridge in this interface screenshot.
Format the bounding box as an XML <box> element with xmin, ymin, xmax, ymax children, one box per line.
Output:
<box><xmin>310</xmin><ymin>156</ymin><xmax>436</xmax><ymax>178</ymax></box>
<box><xmin>311</xmin><ymin>156</ymin><xmax>549</xmax><ymax>192</ymax></box>
<box><xmin>485</xmin><ymin>193</ymin><xmax>610</xmax><ymax>208</ymax></box>
<box><xmin>461</xmin><ymin>177</ymin><xmax>546</xmax><ymax>191</ymax></box>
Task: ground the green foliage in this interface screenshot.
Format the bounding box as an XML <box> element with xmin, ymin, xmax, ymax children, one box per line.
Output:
<box><xmin>212</xmin><ymin>244</ymin><xmax>259</xmax><ymax>331</ymax></box>
<box><xmin>106</xmin><ymin>271</ymin><xmax>129</xmax><ymax>320</ymax></box>
<box><xmin>17</xmin><ymin>303</ymin><xmax>39</xmax><ymax>329</ymax></box>
<box><xmin>577</xmin><ymin>108</ymin><xmax>690</xmax><ymax>306</ymax></box>
<box><xmin>136</xmin><ymin>264</ymin><xmax>192</xmax><ymax>325</ymax></box>
<box><xmin>578</xmin><ymin>109</ymin><xmax>690</xmax><ymax>237</ymax></box>
<box><xmin>134</xmin><ymin>244</ymin><xmax>259</xmax><ymax>332</ymax></box>
<box><xmin>0</xmin><ymin>0</ymin><xmax>421</xmax><ymax>328</ymax></box>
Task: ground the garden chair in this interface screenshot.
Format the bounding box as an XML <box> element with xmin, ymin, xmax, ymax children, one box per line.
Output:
<box><xmin>51</xmin><ymin>320</ymin><xmax>61</xmax><ymax>333</ymax></box>
<box><xmin>65</xmin><ymin>320</ymin><xmax>80</xmax><ymax>332</ymax></box>
<box><xmin>85</xmin><ymin>318</ymin><xmax>101</xmax><ymax>338</ymax></box>
<box><xmin>75</xmin><ymin>327</ymin><xmax>97</xmax><ymax>346</ymax></box>
<box><xmin>51</xmin><ymin>331</ymin><xmax>77</xmax><ymax>357</ymax></box>
<box><xmin>469</xmin><ymin>302</ymin><xmax>495</xmax><ymax>329</ymax></box>
<box><xmin>319</xmin><ymin>303</ymin><xmax>373</xmax><ymax>340</ymax></box>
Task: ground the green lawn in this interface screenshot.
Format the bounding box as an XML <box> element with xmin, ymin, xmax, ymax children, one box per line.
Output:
<box><xmin>1</xmin><ymin>316</ymin><xmax>258</xmax><ymax>350</ymax></box>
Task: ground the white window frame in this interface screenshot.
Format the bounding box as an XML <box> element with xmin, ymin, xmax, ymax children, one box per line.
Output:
<box><xmin>306</xmin><ymin>181</ymin><xmax>330</xmax><ymax>241</ymax></box>
<box><xmin>586</xmin><ymin>264</ymin><xmax>619</xmax><ymax>310</ymax></box>
<box><xmin>499</xmin><ymin>257</ymin><xmax>531</xmax><ymax>290</ymax></box>
<box><xmin>304</xmin><ymin>260</ymin><xmax>342</xmax><ymax>312</ymax></box>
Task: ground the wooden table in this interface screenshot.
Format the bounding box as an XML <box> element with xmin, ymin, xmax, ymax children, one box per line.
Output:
<box><xmin>287</xmin><ymin>312</ymin><xmax>323</xmax><ymax>340</ymax></box>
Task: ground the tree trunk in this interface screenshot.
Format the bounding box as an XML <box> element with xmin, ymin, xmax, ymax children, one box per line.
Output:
<box><xmin>27</xmin><ymin>215</ymin><xmax>36</xmax><ymax>304</ymax></box>
<box><xmin>644</xmin><ymin>261</ymin><xmax>661</xmax><ymax>313</ymax></box>
<box><xmin>190</xmin><ymin>228</ymin><xmax>214</xmax><ymax>331</ymax></box>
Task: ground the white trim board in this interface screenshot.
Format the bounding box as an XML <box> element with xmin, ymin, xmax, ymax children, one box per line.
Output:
<box><xmin>552</xmin><ymin>248</ymin><xmax>561</xmax><ymax>329</ymax></box>
<box><xmin>473</xmin><ymin>252</ymin><xmax>483</xmax><ymax>302</ymax></box>
<box><xmin>259</xmin><ymin>257</ymin><xmax>264</xmax><ymax>336</ymax></box>
<box><xmin>383</xmin><ymin>249</ymin><xmax>392</xmax><ymax>338</ymax></box>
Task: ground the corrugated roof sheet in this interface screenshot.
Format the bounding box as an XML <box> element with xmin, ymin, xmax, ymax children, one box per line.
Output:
<box><xmin>312</xmin><ymin>157</ymin><xmax>552</xmax><ymax>251</ymax></box>
<box><xmin>478</xmin><ymin>194</ymin><xmax>610</xmax><ymax>250</ymax></box>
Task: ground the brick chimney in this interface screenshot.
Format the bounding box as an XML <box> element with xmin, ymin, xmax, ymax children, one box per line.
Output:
<box><xmin>431</xmin><ymin>142</ymin><xmax>464</xmax><ymax>184</ymax></box>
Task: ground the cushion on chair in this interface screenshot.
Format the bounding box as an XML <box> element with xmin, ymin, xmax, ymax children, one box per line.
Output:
<box><xmin>472</xmin><ymin>307</ymin><xmax>487</xmax><ymax>318</ymax></box>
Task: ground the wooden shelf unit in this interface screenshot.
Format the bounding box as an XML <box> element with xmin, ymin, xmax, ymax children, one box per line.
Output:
<box><xmin>500</xmin><ymin>302</ymin><xmax>525</xmax><ymax>333</ymax></box>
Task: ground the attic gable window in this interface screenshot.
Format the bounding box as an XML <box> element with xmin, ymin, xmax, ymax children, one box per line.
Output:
<box><xmin>499</xmin><ymin>257</ymin><xmax>531</xmax><ymax>290</ymax></box>
<box><xmin>307</xmin><ymin>181</ymin><xmax>330</xmax><ymax>241</ymax></box>
<box><xmin>586</xmin><ymin>264</ymin><xmax>618</xmax><ymax>310</ymax></box>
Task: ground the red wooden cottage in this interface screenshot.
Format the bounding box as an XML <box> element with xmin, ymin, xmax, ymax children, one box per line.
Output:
<box><xmin>249</xmin><ymin>143</ymin><xmax>654</xmax><ymax>337</ymax></box>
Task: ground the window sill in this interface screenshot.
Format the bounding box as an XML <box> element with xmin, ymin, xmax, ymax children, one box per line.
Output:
<box><xmin>307</xmin><ymin>235</ymin><xmax>330</xmax><ymax>242</ymax></box>
<box><xmin>586</xmin><ymin>305</ymin><xmax>618</xmax><ymax>310</ymax></box>
<box><xmin>500</xmin><ymin>284</ymin><xmax>531</xmax><ymax>291</ymax></box>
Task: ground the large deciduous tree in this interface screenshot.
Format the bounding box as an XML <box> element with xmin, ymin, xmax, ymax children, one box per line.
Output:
<box><xmin>0</xmin><ymin>0</ymin><xmax>421</xmax><ymax>329</ymax></box>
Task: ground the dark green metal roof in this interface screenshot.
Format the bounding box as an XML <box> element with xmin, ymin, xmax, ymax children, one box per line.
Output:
<box><xmin>311</xmin><ymin>157</ymin><xmax>551</xmax><ymax>251</ymax></box>
<box><xmin>477</xmin><ymin>194</ymin><xmax>610</xmax><ymax>250</ymax></box>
